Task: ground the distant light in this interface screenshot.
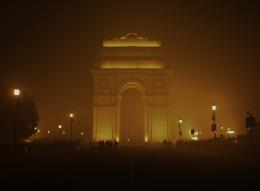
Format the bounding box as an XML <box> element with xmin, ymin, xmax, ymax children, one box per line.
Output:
<box><xmin>47</xmin><ymin>130</ymin><xmax>50</xmax><ymax>134</ymax></box>
<box><xmin>62</xmin><ymin>131</ymin><xmax>66</xmax><ymax>135</ymax></box>
<box><xmin>145</xmin><ymin>137</ymin><xmax>148</xmax><ymax>142</ymax></box>
<box><xmin>212</xmin><ymin>105</ymin><xmax>217</xmax><ymax>111</ymax></box>
<box><xmin>69</xmin><ymin>113</ymin><xmax>74</xmax><ymax>118</ymax></box>
<box><xmin>34</xmin><ymin>127</ymin><xmax>37</xmax><ymax>130</ymax></box>
<box><xmin>127</xmin><ymin>139</ymin><xmax>130</xmax><ymax>142</ymax></box>
<box><xmin>227</xmin><ymin>128</ymin><xmax>235</xmax><ymax>135</ymax></box>
<box><xmin>13</xmin><ymin>89</ymin><xmax>21</xmax><ymax>96</ymax></box>
<box><xmin>220</xmin><ymin>126</ymin><xmax>224</xmax><ymax>130</ymax></box>
<box><xmin>116</xmin><ymin>137</ymin><xmax>119</xmax><ymax>142</ymax></box>
<box><xmin>24</xmin><ymin>139</ymin><xmax>32</xmax><ymax>143</ymax></box>
<box><xmin>58</xmin><ymin>125</ymin><xmax>62</xmax><ymax>129</ymax></box>
<box><xmin>37</xmin><ymin>129</ymin><xmax>40</xmax><ymax>133</ymax></box>
<box><xmin>179</xmin><ymin>119</ymin><xmax>183</xmax><ymax>124</ymax></box>
<box><xmin>192</xmin><ymin>136</ymin><xmax>199</xmax><ymax>141</ymax></box>
<box><xmin>81</xmin><ymin>132</ymin><xmax>84</xmax><ymax>136</ymax></box>
<box><xmin>194</xmin><ymin>131</ymin><xmax>199</xmax><ymax>136</ymax></box>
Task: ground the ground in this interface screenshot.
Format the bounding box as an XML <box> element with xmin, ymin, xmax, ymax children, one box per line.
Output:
<box><xmin>1</xmin><ymin>144</ymin><xmax>260</xmax><ymax>190</ymax></box>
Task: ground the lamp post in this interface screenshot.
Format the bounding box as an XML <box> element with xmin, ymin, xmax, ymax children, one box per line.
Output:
<box><xmin>69</xmin><ymin>113</ymin><xmax>74</xmax><ymax>143</ymax></box>
<box><xmin>220</xmin><ymin>126</ymin><xmax>224</xmax><ymax>138</ymax></box>
<box><xmin>211</xmin><ymin>104</ymin><xmax>217</xmax><ymax>140</ymax></box>
<box><xmin>191</xmin><ymin>128</ymin><xmax>195</xmax><ymax>141</ymax></box>
<box><xmin>58</xmin><ymin>124</ymin><xmax>62</xmax><ymax>139</ymax></box>
<box><xmin>245</xmin><ymin>110</ymin><xmax>255</xmax><ymax>144</ymax></box>
<box><xmin>13</xmin><ymin>88</ymin><xmax>21</xmax><ymax>153</ymax></box>
<box><xmin>178</xmin><ymin>118</ymin><xmax>183</xmax><ymax>140</ymax></box>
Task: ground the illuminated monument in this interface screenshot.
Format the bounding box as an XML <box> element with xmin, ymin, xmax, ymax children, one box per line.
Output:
<box><xmin>92</xmin><ymin>33</ymin><xmax>172</xmax><ymax>143</ymax></box>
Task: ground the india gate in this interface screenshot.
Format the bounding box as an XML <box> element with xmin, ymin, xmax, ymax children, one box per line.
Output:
<box><xmin>92</xmin><ymin>33</ymin><xmax>172</xmax><ymax>143</ymax></box>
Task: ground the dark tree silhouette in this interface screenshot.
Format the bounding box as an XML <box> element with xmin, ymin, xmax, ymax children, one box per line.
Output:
<box><xmin>0</xmin><ymin>89</ymin><xmax>39</xmax><ymax>144</ymax></box>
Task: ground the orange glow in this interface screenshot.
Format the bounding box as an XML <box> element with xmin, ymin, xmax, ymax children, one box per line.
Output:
<box><xmin>103</xmin><ymin>40</ymin><xmax>161</xmax><ymax>47</ymax></box>
<box><xmin>100</xmin><ymin>60</ymin><xmax>163</xmax><ymax>69</ymax></box>
<box><xmin>58</xmin><ymin>125</ymin><xmax>62</xmax><ymax>129</ymax></box>
<box><xmin>69</xmin><ymin>113</ymin><xmax>74</xmax><ymax>118</ymax></box>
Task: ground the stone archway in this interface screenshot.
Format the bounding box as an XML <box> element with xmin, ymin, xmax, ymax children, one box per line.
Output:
<box><xmin>118</xmin><ymin>82</ymin><xmax>146</xmax><ymax>144</ymax></box>
<box><xmin>92</xmin><ymin>33</ymin><xmax>172</xmax><ymax>143</ymax></box>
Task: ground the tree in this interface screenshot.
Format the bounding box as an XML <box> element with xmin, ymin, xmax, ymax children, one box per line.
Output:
<box><xmin>0</xmin><ymin>89</ymin><xmax>39</xmax><ymax>144</ymax></box>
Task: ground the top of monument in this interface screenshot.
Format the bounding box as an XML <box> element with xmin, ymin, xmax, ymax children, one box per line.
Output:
<box><xmin>119</xmin><ymin>33</ymin><xmax>145</xmax><ymax>40</ymax></box>
<box><xmin>102</xmin><ymin>33</ymin><xmax>161</xmax><ymax>47</ymax></box>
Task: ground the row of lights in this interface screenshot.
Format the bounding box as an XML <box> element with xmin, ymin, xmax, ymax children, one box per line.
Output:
<box><xmin>178</xmin><ymin>104</ymin><xmax>236</xmax><ymax>141</ymax></box>
<box><xmin>14</xmin><ymin>88</ymin><xmax>236</xmax><ymax>143</ymax></box>
<box><xmin>13</xmin><ymin>88</ymin><xmax>86</xmax><ymax>141</ymax></box>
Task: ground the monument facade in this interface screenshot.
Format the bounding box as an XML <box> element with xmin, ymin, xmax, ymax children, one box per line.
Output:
<box><xmin>92</xmin><ymin>33</ymin><xmax>172</xmax><ymax>143</ymax></box>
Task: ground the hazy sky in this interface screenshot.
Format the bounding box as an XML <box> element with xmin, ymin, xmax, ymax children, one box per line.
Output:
<box><xmin>2</xmin><ymin>0</ymin><xmax>260</xmax><ymax>139</ymax></box>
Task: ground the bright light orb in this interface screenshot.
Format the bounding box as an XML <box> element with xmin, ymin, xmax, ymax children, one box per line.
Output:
<box><xmin>58</xmin><ymin>125</ymin><xmax>62</xmax><ymax>129</ymax></box>
<box><xmin>179</xmin><ymin>119</ymin><xmax>183</xmax><ymax>124</ymax></box>
<box><xmin>69</xmin><ymin>113</ymin><xmax>74</xmax><ymax>118</ymax></box>
<box><xmin>212</xmin><ymin>105</ymin><xmax>217</xmax><ymax>111</ymax></box>
<box><xmin>81</xmin><ymin>132</ymin><xmax>84</xmax><ymax>136</ymax></box>
<box><xmin>13</xmin><ymin>89</ymin><xmax>21</xmax><ymax>96</ymax></box>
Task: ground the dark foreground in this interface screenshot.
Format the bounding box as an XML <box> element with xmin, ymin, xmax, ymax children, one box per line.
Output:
<box><xmin>1</xmin><ymin>144</ymin><xmax>260</xmax><ymax>190</ymax></box>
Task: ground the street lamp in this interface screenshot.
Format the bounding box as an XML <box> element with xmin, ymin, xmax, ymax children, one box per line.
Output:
<box><xmin>58</xmin><ymin>124</ymin><xmax>62</xmax><ymax>129</ymax></box>
<box><xmin>178</xmin><ymin>118</ymin><xmax>183</xmax><ymax>140</ymax></box>
<box><xmin>220</xmin><ymin>126</ymin><xmax>224</xmax><ymax>138</ymax></box>
<box><xmin>211</xmin><ymin>104</ymin><xmax>217</xmax><ymax>140</ymax></box>
<box><xmin>69</xmin><ymin>112</ymin><xmax>74</xmax><ymax>143</ymax></box>
<box><xmin>13</xmin><ymin>88</ymin><xmax>21</xmax><ymax>153</ymax></box>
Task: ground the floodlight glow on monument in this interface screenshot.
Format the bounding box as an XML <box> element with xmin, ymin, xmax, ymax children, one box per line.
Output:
<box><xmin>103</xmin><ymin>33</ymin><xmax>161</xmax><ymax>47</ymax></box>
<box><xmin>92</xmin><ymin>33</ymin><xmax>172</xmax><ymax>143</ymax></box>
<box><xmin>100</xmin><ymin>60</ymin><xmax>163</xmax><ymax>69</ymax></box>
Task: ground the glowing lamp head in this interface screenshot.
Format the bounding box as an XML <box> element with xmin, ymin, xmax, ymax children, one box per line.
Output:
<box><xmin>13</xmin><ymin>89</ymin><xmax>21</xmax><ymax>96</ymax></box>
<box><xmin>212</xmin><ymin>105</ymin><xmax>217</xmax><ymax>111</ymax></box>
<box><xmin>69</xmin><ymin>113</ymin><xmax>74</xmax><ymax>118</ymax></box>
<box><xmin>62</xmin><ymin>131</ymin><xmax>66</xmax><ymax>135</ymax></box>
<box><xmin>81</xmin><ymin>132</ymin><xmax>84</xmax><ymax>136</ymax></box>
<box><xmin>58</xmin><ymin>125</ymin><xmax>62</xmax><ymax>129</ymax></box>
<box><xmin>179</xmin><ymin>119</ymin><xmax>183</xmax><ymax>124</ymax></box>
<box><xmin>220</xmin><ymin>126</ymin><xmax>224</xmax><ymax>130</ymax></box>
<box><xmin>37</xmin><ymin>129</ymin><xmax>40</xmax><ymax>133</ymax></box>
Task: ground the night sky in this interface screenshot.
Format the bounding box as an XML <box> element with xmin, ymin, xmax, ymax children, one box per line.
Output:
<box><xmin>2</xmin><ymin>0</ymin><xmax>260</xmax><ymax>139</ymax></box>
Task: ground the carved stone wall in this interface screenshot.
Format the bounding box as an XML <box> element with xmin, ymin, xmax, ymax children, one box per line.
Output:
<box><xmin>92</xmin><ymin>69</ymin><xmax>172</xmax><ymax>143</ymax></box>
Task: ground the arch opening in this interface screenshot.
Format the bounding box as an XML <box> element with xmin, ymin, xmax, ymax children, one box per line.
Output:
<box><xmin>120</xmin><ymin>88</ymin><xmax>145</xmax><ymax>144</ymax></box>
